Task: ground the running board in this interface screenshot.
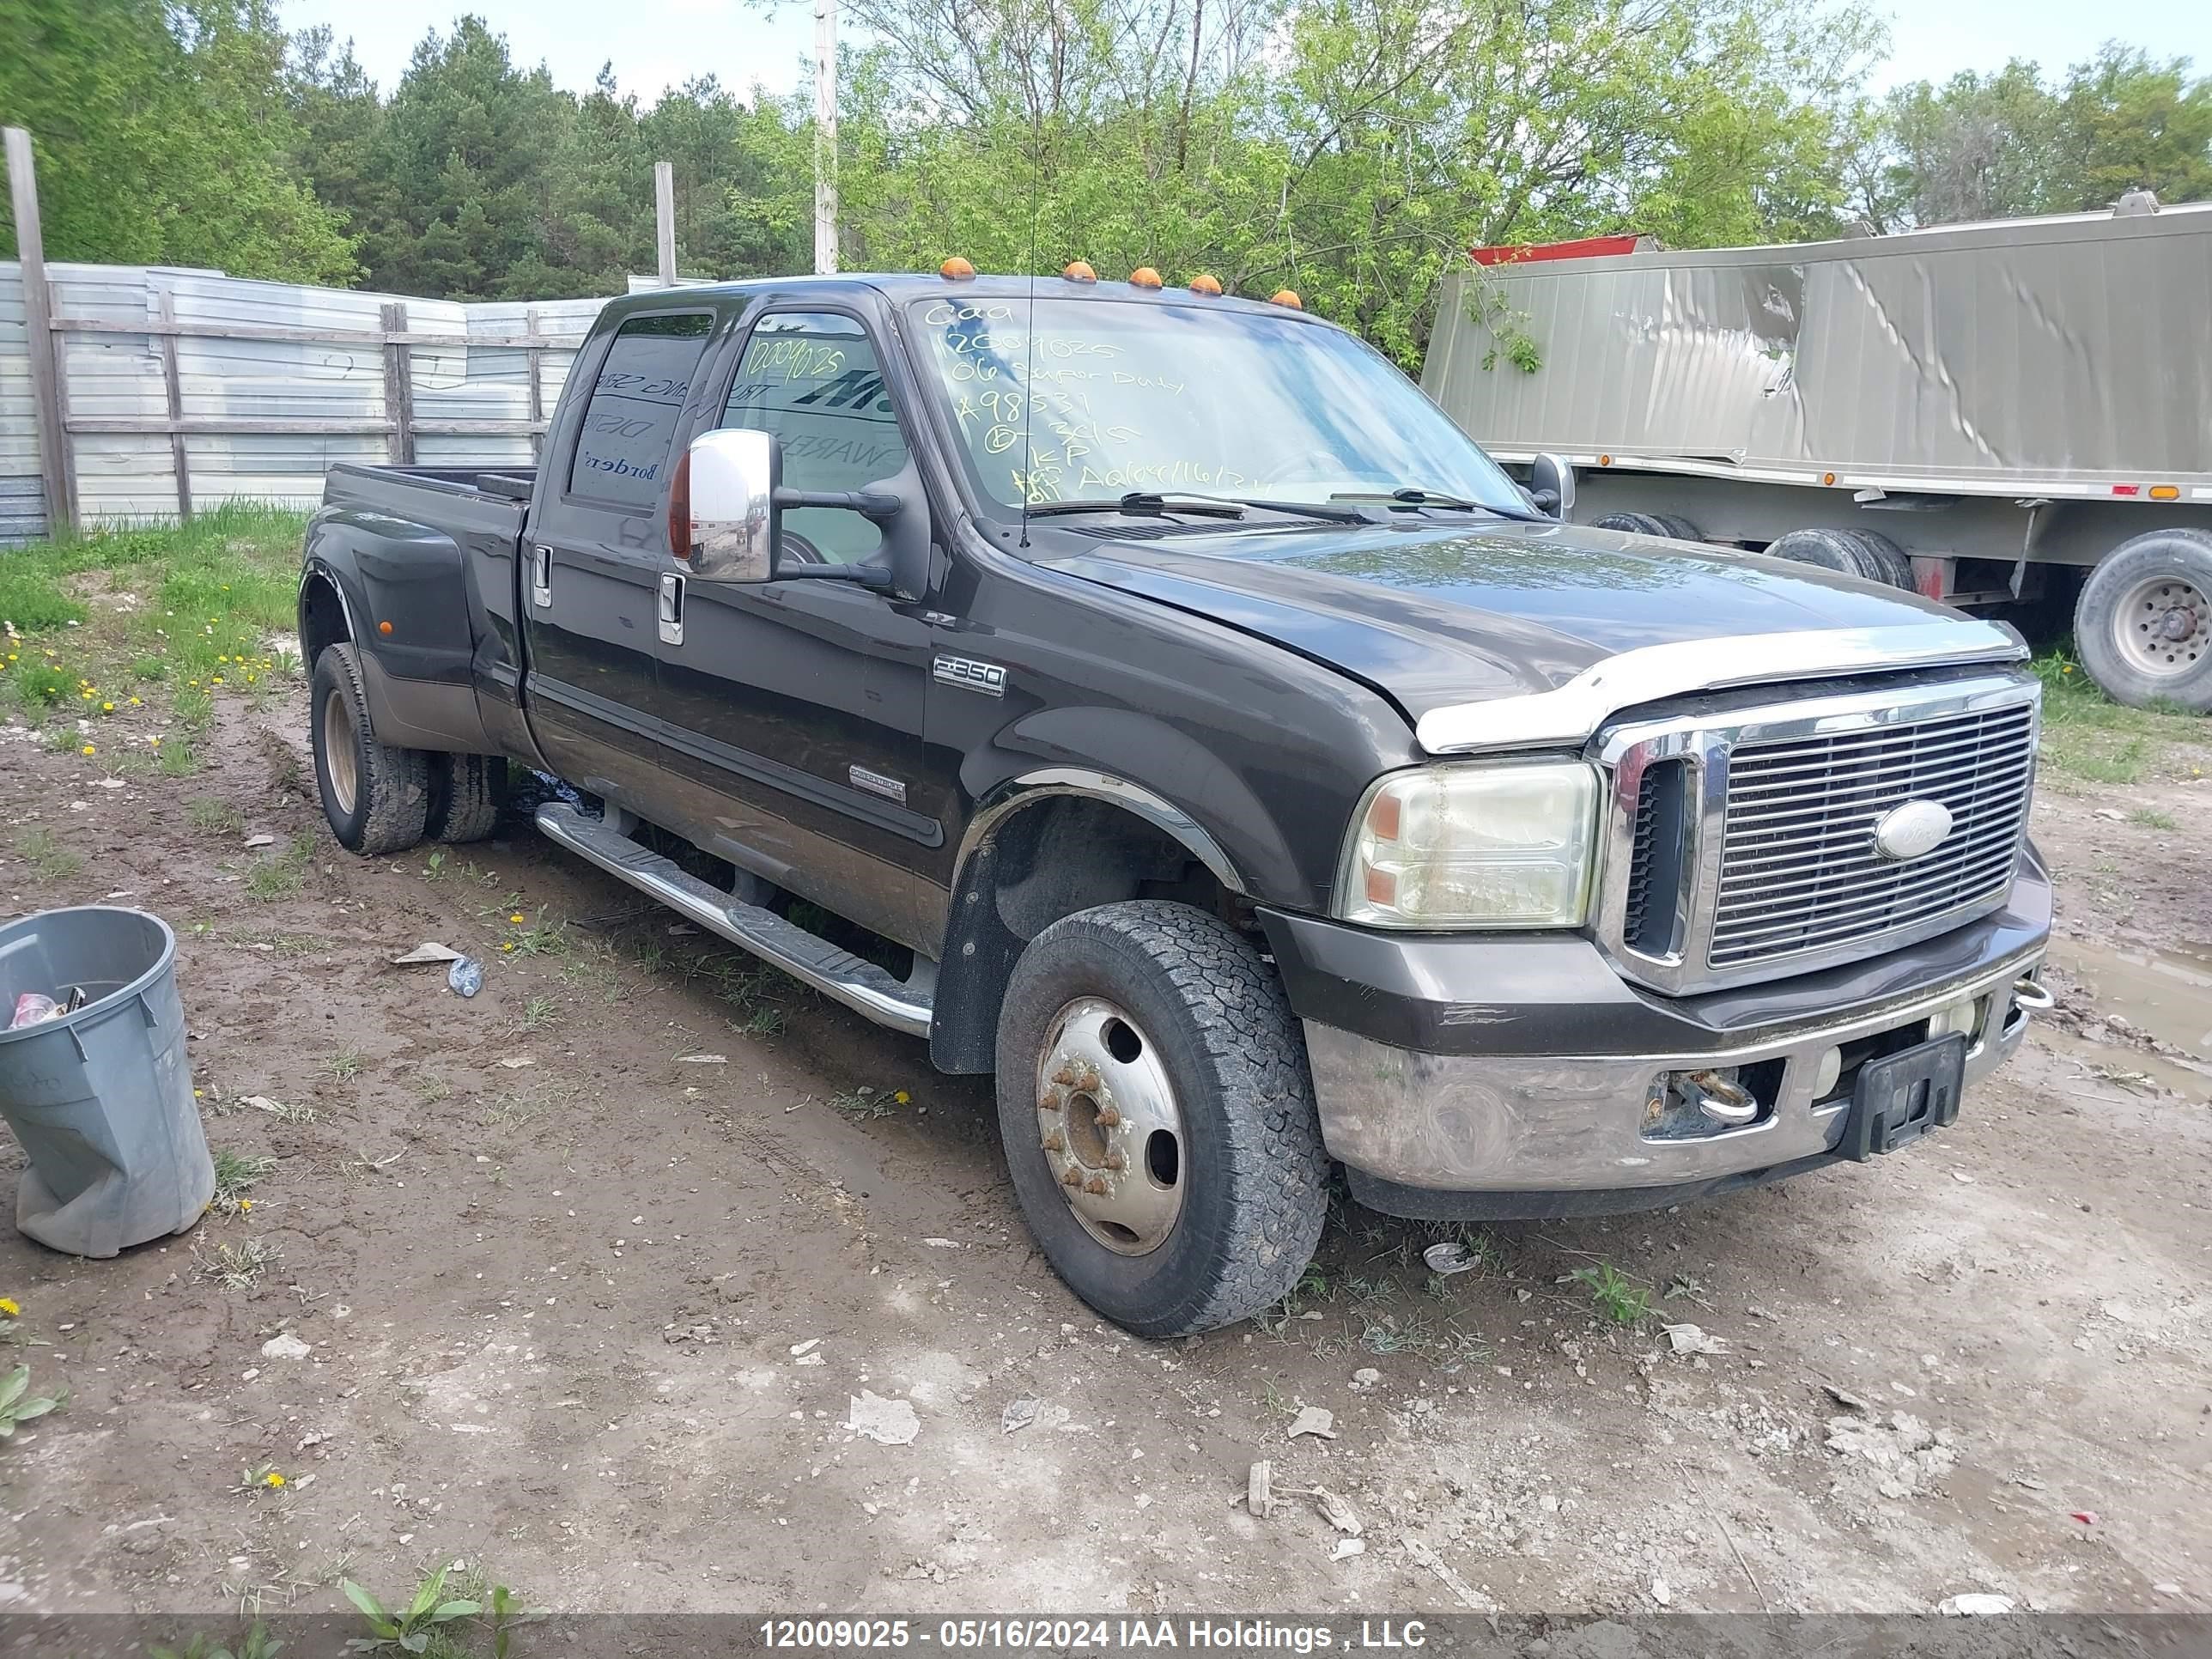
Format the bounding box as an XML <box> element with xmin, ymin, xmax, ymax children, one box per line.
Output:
<box><xmin>534</xmin><ymin>803</ymin><xmax>934</xmax><ymax>1037</ymax></box>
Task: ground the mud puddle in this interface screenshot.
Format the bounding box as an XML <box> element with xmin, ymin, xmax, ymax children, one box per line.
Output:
<box><xmin>2045</xmin><ymin>937</ymin><xmax>2212</xmax><ymax>1100</ymax></box>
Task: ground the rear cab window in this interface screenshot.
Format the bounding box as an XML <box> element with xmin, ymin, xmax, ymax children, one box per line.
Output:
<box><xmin>568</xmin><ymin>312</ymin><xmax>716</xmax><ymax>510</ymax></box>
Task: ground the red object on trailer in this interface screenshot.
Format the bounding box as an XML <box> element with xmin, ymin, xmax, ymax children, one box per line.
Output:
<box><xmin>1468</xmin><ymin>234</ymin><xmax>1652</xmax><ymax>266</ymax></box>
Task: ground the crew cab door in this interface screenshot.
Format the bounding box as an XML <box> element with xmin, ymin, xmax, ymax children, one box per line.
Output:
<box><xmin>522</xmin><ymin>308</ymin><xmax>717</xmax><ymax>803</ymax></box>
<box><xmin>648</xmin><ymin>306</ymin><xmax>940</xmax><ymax>952</ymax></box>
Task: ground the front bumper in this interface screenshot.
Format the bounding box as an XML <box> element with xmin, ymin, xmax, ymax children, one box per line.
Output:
<box><xmin>1260</xmin><ymin>849</ymin><xmax>2051</xmax><ymax>1218</ymax></box>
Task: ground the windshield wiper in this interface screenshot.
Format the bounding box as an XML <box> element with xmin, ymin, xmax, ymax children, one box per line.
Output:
<box><xmin>1026</xmin><ymin>490</ymin><xmax>1368</xmax><ymax>526</ymax></box>
<box><xmin>1331</xmin><ymin>487</ymin><xmax>1542</xmax><ymax>521</ymax></box>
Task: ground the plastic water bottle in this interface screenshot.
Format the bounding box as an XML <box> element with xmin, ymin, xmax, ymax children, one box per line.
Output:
<box><xmin>447</xmin><ymin>956</ymin><xmax>484</xmax><ymax>998</ymax></box>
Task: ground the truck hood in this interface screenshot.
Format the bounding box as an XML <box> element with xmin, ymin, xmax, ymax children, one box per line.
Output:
<box><xmin>1039</xmin><ymin>518</ymin><xmax>1967</xmax><ymax>724</ymax></box>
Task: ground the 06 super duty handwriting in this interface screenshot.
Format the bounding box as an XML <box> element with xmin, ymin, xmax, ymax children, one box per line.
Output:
<box><xmin>296</xmin><ymin>272</ymin><xmax>2051</xmax><ymax>1336</ymax></box>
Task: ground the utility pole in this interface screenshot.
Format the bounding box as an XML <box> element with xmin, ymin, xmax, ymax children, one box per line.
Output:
<box><xmin>813</xmin><ymin>0</ymin><xmax>838</xmax><ymax>274</ymax></box>
<box><xmin>654</xmin><ymin>161</ymin><xmax>677</xmax><ymax>286</ymax></box>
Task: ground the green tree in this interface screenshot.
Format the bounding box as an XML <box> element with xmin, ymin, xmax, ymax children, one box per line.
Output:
<box><xmin>0</xmin><ymin>0</ymin><xmax>355</xmax><ymax>281</ymax></box>
<box><xmin>2051</xmin><ymin>45</ymin><xmax>2212</xmax><ymax>210</ymax></box>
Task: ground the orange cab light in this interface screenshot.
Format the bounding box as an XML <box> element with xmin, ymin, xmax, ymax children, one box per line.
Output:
<box><xmin>1190</xmin><ymin>273</ymin><xmax>1224</xmax><ymax>295</ymax></box>
<box><xmin>1821</xmin><ymin>471</ymin><xmax>1837</xmax><ymax>486</ymax></box>
<box><xmin>1129</xmin><ymin>266</ymin><xmax>1164</xmax><ymax>289</ymax></box>
<box><xmin>2150</xmin><ymin>484</ymin><xmax>2181</xmax><ymax>500</ymax></box>
<box><xmin>378</xmin><ymin>620</ymin><xmax>393</xmax><ymax>635</ymax></box>
<box><xmin>939</xmin><ymin>257</ymin><xmax>975</xmax><ymax>279</ymax></box>
<box><xmin>1597</xmin><ymin>454</ymin><xmax>1612</xmax><ymax>467</ymax></box>
<box><xmin>1062</xmin><ymin>259</ymin><xmax>1097</xmax><ymax>283</ymax></box>
<box><xmin>1269</xmin><ymin>289</ymin><xmax>1302</xmax><ymax>309</ymax></box>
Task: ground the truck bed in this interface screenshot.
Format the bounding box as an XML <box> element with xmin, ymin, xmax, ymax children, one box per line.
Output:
<box><xmin>320</xmin><ymin>463</ymin><xmax>533</xmax><ymax>544</ymax></box>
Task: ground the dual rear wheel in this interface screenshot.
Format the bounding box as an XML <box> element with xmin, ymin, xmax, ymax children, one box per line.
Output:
<box><xmin>310</xmin><ymin>642</ymin><xmax>505</xmax><ymax>854</ymax></box>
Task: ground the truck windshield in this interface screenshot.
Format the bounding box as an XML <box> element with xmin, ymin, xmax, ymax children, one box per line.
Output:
<box><xmin>906</xmin><ymin>296</ymin><xmax>1526</xmax><ymax>516</ymax></box>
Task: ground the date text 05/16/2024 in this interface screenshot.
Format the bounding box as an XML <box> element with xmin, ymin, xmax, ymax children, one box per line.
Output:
<box><xmin>758</xmin><ymin>1620</ymin><xmax>1432</xmax><ymax>1652</ymax></box>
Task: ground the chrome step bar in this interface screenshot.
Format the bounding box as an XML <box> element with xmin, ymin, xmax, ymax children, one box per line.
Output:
<box><xmin>534</xmin><ymin>804</ymin><xmax>933</xmax><ymax>1037</ymax></box>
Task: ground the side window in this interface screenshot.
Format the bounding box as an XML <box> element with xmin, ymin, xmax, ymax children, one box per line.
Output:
<box><xmin>567</xmin><ymin>312</ymin><xmax>715</xmax><ymax>511</ymax></box>
<box><xmin>719</xmin><ymin>311</ymin><xmax>908</xmax><ymax>564</ymax></box>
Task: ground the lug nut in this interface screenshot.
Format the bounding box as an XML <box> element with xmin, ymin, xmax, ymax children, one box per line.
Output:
<box><xmin>1037</xmin><ymin>1089</ymin><xmax>1063</xmax><ymax>1111</ymax></box>
<box><xmin>1095</xmin><ymin>1105</ymin><xmax>1121</xmax><ymax>1127</ymax></box>
<box><xmin>1041</xmin><ymin>1130</ymin><xmax>1065</xmax><ymax>1153</ymax></box>
<box><xmin>1062</xmin><ymin>1167</ymin><xmax>1085</xmax><ymax>1188</ymax></box>
<box><xmin>1051</xmin><ymin>1065</ymin><xmax>1076</xmax><ymax>1087</ymax></box>
<box><xmin>1103</xmin><ymin>1151</ymin><xmax>1126</xmax><ymax>1171</ymax></box>
<box><xmin>1083</xmin><ymin>1176</ymin><xmax>1109</xmax><ymax>1196</ymax></box>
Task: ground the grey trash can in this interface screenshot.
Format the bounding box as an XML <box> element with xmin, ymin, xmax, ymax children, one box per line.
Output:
<box><xmin>0</xmin><ymin>907</ymin><xmax>214</xmax><ymax>1256</ymax></box>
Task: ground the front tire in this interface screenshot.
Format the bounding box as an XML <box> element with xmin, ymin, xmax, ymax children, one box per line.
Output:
<box><xmin>310</xmin><ymin>643</ymin><xmax>428</xmax><ymax>855</ymax></box>
<box><xmin>994</xmin><ymin>901</ymin><xmax>1329</xmax><ymax>1337</ymax></box>
<box><xmin>2075</xmin><ymin>528</ymin><xmax>2212</xmax><ymax>710</ymax></box>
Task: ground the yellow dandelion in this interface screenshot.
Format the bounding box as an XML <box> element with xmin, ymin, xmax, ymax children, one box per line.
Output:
<box><xmin>239</xmin><ymin>1199</ymin><xmax>252</xmax><ymax>1211</ymax></box>
<box><xmin>193</xmin><ymin>1088</ymin><xmax>203</xmax><ymax>1097</ymax></box>
<box><xmin>246</xmin><ymin>674</ymin><xmax>257</xmax><ymax>684</ymax></box>
<box><xmin>508</xmin><ymin>912</ymin><xmax>526</xmax><ymax>925</ymax></box>
<box><xmin>264</xmin><ymin>1471</ymin><xmax>284</xmax><ymax>1488</ymax></box>
<box><xmin>102</xmin><ymin>702</ymin><xmax>114</xmax><ymax>712</ymax></box>
<box><xmin>501</xmin><ymin>942</ymin><xmax>515</xmax><ymax>952</ymax></box>
<box><xmin>0</xmin><ymin>1297</ymin><xmax>20</xmax><ymax>1318</ymax></box>
<box><xmin>210</xmin><ymin>675</ymin><xmax>224</xmax><ymax>685</ymax></box>
<box><xmin>81</xmin><ymin>744</ymin><xmax>95</xmax><ymax>756</ymax></box>
<box><xmin>128</xmin><ymin>696</ymin><xmax>141</xmax><ymax>707</ymax></box>
<box><xmin>894</xmin><ymin>1090</ymin><xmax>911</xmax><ymax>1104</ymax></box>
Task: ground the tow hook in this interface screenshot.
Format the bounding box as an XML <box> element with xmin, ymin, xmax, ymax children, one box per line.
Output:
<box><xmin>1675</xmin><ymin>1068</ymin><xmax>1759</xmax><ymax>1127</ymax></box>
<box><xmin>2012</xmin><ymin>976</ymin><xmax>2055</xmax><ymax>1012</ymax></box>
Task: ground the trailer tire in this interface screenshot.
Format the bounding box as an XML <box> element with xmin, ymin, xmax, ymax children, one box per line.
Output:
<box><xmin>2075</xmin><ymin>529</ymin><xmax>2212</xmax><ymax>711</ymax></box>
<box><xmin>1764</xmin><ymin>527</ymin><xmax>1863</xmax><ymax>576</ymax></box>
<box><xmin>1592</xmin><ymin>512</ymin><xmax>1674</xmax><ymax>538</ymax></box>
<box><xmin>1840</xmin><ymin>528</ymin><xmax>1915</xmax><ymax>590</ymax></box>
<box><xmin>994</xmin><ymin>900</ymin><xmax>1329</xmax><ymax>1337</ymax></box>
<box><xmin>1652</xmin><ymin>514</ymin><xmax>1704</xmax><ymax>543</ymax></box>
<box><xmin>426</xmin><ymin>754</ymin><xmax>507</xmax><ymax>844</ymax></box>
<box><xmin>311</xmin><ymin>643</ymin><xmax>429</xmax><ymax>856</ymax></box>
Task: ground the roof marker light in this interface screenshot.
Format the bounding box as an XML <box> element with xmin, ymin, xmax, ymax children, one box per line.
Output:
<box><xmin>1269</xmin><ymin>289</ymin><xmax>1302</xmax><ymax>309</ymax></box>
<box><xmin>1129</xmin><ymin>267</ymin><xmax>1164</xmax><ymax>289</ymax></box>
<box><xmin>1062</xmin><ymin>260</ymin><xmax>1097</xmax><ymax>283</ymax></box>
<box><xmin>939</xmin><ymin>257</ymin><xmax>975</xmax><ymax>279</ymax></box>
<box><xmin>1190</xmin><ymin>274</ymin><xmax>1224</xmax><ymax>295</ymax></box>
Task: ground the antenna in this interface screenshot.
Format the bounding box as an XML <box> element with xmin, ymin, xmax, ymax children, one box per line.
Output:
<box><xmin>1018</xmin><ymin>118</ymin><xmax>1042</xmax><ymax>550</ymax></box>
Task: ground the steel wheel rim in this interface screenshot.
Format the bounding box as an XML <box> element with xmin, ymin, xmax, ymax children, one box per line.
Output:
<box><xmin>2115</xmin><ymin>574</ymin><xmax>2210</xmax><ymax>678</ymax></box>
<box><xmin>322</xmin><ymin>687</ymin><xmax>358</xmax><ymax>815</ymax></box>
<box><xmin>1034</xmin><ymin>996</ymin><xmax>1187</xmax><ymax>1256</ymax></box>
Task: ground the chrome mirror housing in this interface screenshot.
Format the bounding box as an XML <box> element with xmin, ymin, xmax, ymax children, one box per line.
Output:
<box><xmin>674</xmin><ymin>428</ymin><xmax>778</xmax><ymax>583</ymax></box>
<box><xmin>1530</xmin><ymin>452</ymin><xmax>1576</xmax><ymax>520</ymax></box>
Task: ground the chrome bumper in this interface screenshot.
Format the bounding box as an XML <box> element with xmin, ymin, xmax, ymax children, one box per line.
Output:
<box><xmin>1302</xmin><ymin>951</ymin><xmax>2043</xmax><ymax>1195</ymax></box>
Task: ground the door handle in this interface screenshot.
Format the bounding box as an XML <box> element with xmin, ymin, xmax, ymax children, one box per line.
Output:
<box><xmin>530</xmin><ymin>545</ymin><xmax>553</xmax><ymax>608</ymax></box>
<box><xmin>658</xmin><ymin>570</ymin><xmax>684</xmax><ymax>646</ymax></box>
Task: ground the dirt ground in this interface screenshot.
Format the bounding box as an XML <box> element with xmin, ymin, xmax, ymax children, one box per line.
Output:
<box><xmin>2</xmin><ymin>667</ymin><xmax>2209</xmax><ymax>1629</ymax></box>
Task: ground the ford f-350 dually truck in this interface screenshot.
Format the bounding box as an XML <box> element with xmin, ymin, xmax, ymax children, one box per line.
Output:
<box><xmin>297</xmin><ymin>268</ymin><xmax>2053</xmax><ymax>1336</ymax></box>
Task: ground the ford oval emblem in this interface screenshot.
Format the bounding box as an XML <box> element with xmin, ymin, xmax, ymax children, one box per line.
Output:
<box><xmin>1871</xmin><ymin>799</ymin><xmax>1954</xmax><ymax>862</ymax></box>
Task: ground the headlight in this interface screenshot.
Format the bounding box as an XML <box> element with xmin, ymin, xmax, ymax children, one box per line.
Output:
<box><xmin>1339</xmin><ymin>760</ymin><xmax>1600</xmax><ymax>928</ymax></box>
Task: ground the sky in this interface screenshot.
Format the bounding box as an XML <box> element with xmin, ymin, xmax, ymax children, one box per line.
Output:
<box><xmin>282</xmin><ymin>0</ymin><xmax>2212</xmax><ymax>103</ymax></box>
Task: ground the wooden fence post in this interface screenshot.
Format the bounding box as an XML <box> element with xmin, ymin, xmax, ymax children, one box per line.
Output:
<box><xmin>5</xmin><ymin>125</ymin><xmax>77</xmax><ymax>534</ymax></box>
<box><xmin>154</xmin><ymin>284</ymin><xmax>191</xmax><ymax>519</ymax></box>
<box><xmin>380</xmin><ymin>301</ymin><xmax>414</xmax><ymax>465</ymax></box>
<box><xmin>525</xmin><ymin>305</ymin><xmax>544</xmax><ymax>461</ymax></box>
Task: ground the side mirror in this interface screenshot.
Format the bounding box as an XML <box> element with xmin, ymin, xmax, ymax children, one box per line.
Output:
<box><xmin>1529</xmin><ymin>453</ymin><xmax>1576</xmax><ymax>520</ymax></box>
<box><xmin>672</xmin><ymin>428</ymin><xmax>778</xmax><ymax>583</ymax></box>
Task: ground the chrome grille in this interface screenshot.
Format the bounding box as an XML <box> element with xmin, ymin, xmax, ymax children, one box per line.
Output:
<box><xmin>1709</xmin><ymin>702</ymin><xmax>2036</xmax><ymax>969</ymax></box>
<box><xmin>1592</xmin><ymin>672</ymin><xmax>2041</xmax><ymax>995</ymax></box>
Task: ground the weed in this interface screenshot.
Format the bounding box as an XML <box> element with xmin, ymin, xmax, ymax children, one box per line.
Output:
<box><xmin>129</xmin><ymin>653</ymin><xmax>170</xmax><ymax>684</ymax></box>
<box><xmin>41</xmin><ymin>723</ymin><xmax>77</xmax><ymax>753</ymax></box>
<box><xmin>12</xmin><ymin>827</ymin><xmax>83</xmax><ymax>881</ymax></box>
<box><xmin>211</xmin><ymin>1150</ymin><xmax>276</xmax><ymax>1217</ymax></box>
<box><xmin>2130</xmin><ymin>807</ymin><xmax>2179</xmax><ymax>830</ymax></box>
<box><xmin>149</xmin><ymin>1624</ymin><xmax>283</xmax><ymax>1659</ymax></box>
<box><xmin>159</xmin><ymin>739</ymin><xmax>203</xmax><ymax>777</ymax></box>
<box><xmin>188</xmin><ymin>798</ymin><xmax>247</xmax><ymax>836</ymax></box>
<box><xmin>172</xmin><ymin>684</ymin><xmax>215</xmax><ymax>733</ymax></box>
<box><xmin>8</xmin><ymin>658</ymin><xmax>72</xmax><ymax>708</ymax></box>
<box><xmin>830</xmin><ymin>1085</ymin><xmax>897</xmax><ymax>1121</ymax></box>
<box><xmin>509</xmin><ymin>919</ymin><xmax>570</xmax><ymax>957</ymax></box>
<box><xmin>0</xmin><ymin>1364</ymin><xmax>67</xmax><ymax>1438</ymax></box>
<box><xmin>520</xmin><ymin>995</ymin><xmax>556</xmax><ymax>1031</ymax></box>
<box><xmin>423</xmin><ymin>849</ymin><xmax>449</xmax><ymax>881</ymax></box>
<box><xmin>1357</xmin><ymin>1311</ymin><xmax>1435</xmax><ymax>1355</ymax></box>
<box><xmin>197</xmin><ymin>1237</ymin><xmax>280</xmax><ymax>1291</ymax></box>
<box><xmin>245</xmin><ymin>852</ymin><xmax>306</xmax><ymax>901</ymax></box>
<box><xmin>341</xmin><ymin>1562</ymin><xmax>480</xmax><ymax>1655</ymax></box>
<box><xmin>328</xmin><ymin>1047</ymin><xmax>363</xmax><ymax>1081</ymax></box>
<box><xmin>1572</xmin><ymin>1262</ymin><xmax>1652</xmax><ymax>1326</ymax></box>
<box><xmin>231</xmin><ymin>1461</ymin><xmax>289</xmax><ymax>1494</ymax></box>
<box><xmin>735</xmin><ymin>1005</ymin><xmax>787</xmax><ymax>1040</ymax></box>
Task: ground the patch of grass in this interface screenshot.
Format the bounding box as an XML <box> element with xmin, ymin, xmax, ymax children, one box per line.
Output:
<box><xmin>2130</xmin><ymin>807</ymin><xmax>2179</xmax><ymax>830</ymax></box>
<box><xmin>171</xmin><ymin>684</ymin><xmax>214</xmax><ymax>733</ymax></box>
<box><xmin>157</xmin><ymin>739</ymin><xmax>202</xmax><ymax>778</ymax></box>
<box><xmin>129</xmin><ymin>653</ymin><xmax>171</xmax><ymax>684</ymax></box>
<box><xmin>149</xmin><ymin>1620</ymin><xmax>284</xmax><ymax>1659</ymax></box>
<box><xmin>210</xmin><ymin>1149</ymin><xmax>276</xmax><ymax>1217</ymax></box>
<box><xmin>0</xmin><ymin>565</ymin><xmax>87</xmax><ymax>631</ymax></box>
<box><xmin>2033</xmin><ymin>647</ymin><xmax>2210</xmax><ymax>786</ymax></box>
<box><xmin>196</xmin><ymin>1237</ymin><xmax>279</xmax><ymax>1292</ymax></box>
<box><xmin>830</xmin><ymin>1085</ymin><xmax>899</xmax><ymax>1121</ymax></box>
<box><xmin>243</xmin><ymin>833</ymin><xmax>314</xmax><ymax>901</ymax></box>
<box><xmin>1571</xmin><ymin>1261</ymin><xmax>1652</xmax><ymax>1327</ymax></box>
<box><xmin>327</xmin><ymin>1047</ymin><xmax>363</xmax><ymax>1081</ymax></box>
<box><xmin>11</xmin><ymin>827</ymin><xmax>83</xmax><ymax>880</ymax></box>
<box><xmin>187</xmin><ymin>797</ymin><xmax>247</xmax><ymax>836</ymax></box>
<box><xmin>4</xmin><ymin>656</ymin><xmax>73</xmax><ymax>709</ymax></box>
<box><xmin>520</xmin><ymin>995</ymin><xmax>556</xmax><ymax>1031</ymax></box>
<box><xmin>734</xmin><ymin>1005</ymin><xmax>787</xmax><ymax>1040</ymax></box>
